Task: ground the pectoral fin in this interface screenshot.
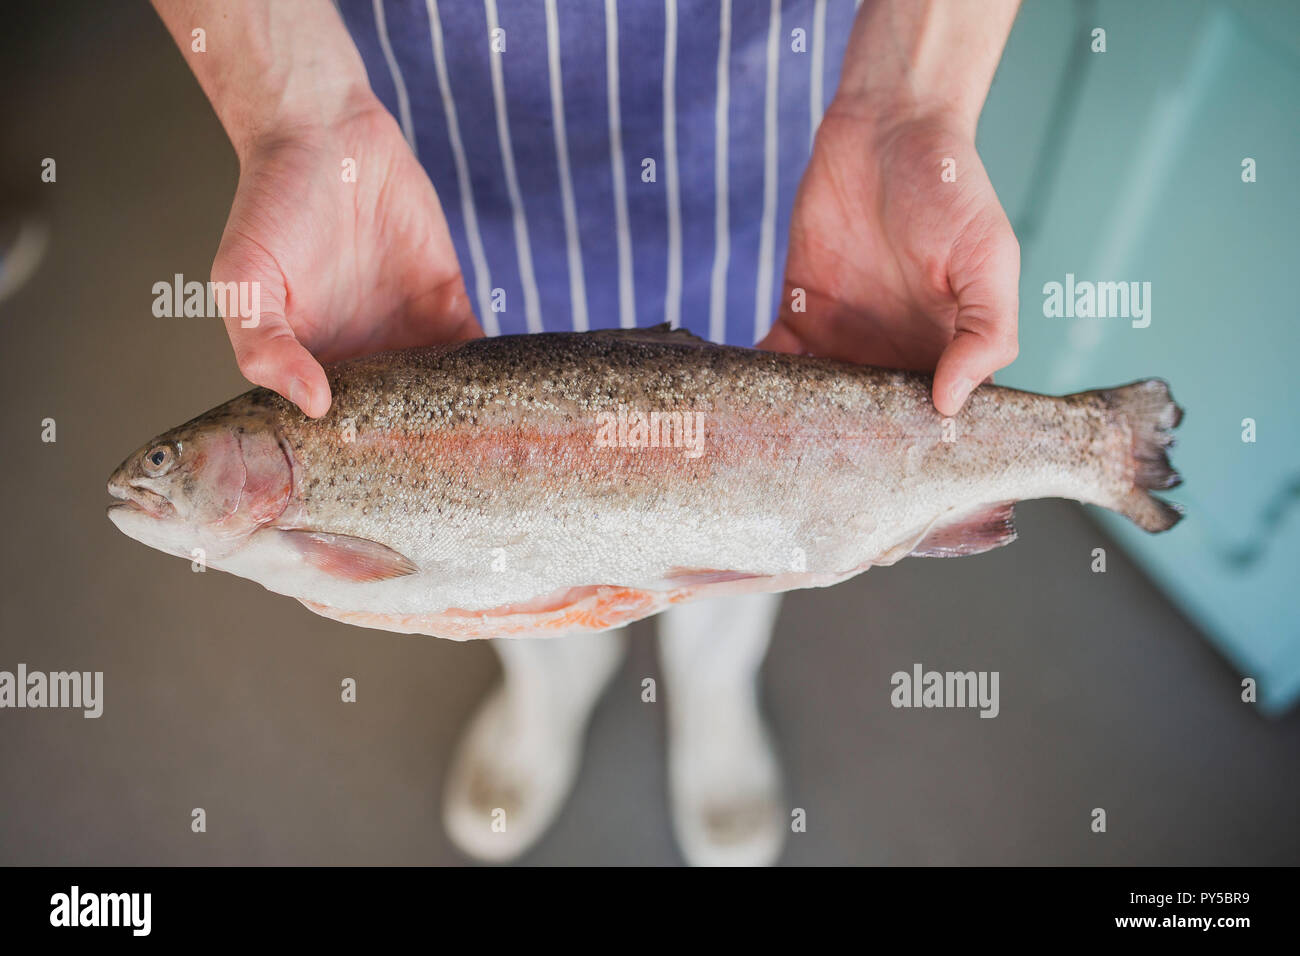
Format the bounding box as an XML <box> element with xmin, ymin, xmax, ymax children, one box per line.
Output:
<box><xmin>278</xmin><ymin>530</ymin><xmax>418</xmax><ymax>582</ymax></box>
<box><xmin>908</xmin><ymin>502</ymin><xmax>1018</xmax><ymax>558</ymax></box>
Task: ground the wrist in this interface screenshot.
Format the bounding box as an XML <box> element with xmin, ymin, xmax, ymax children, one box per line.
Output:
<box><xmin>833</xmin><ymin>0</ymin><xmax>1020</xmax><ymax>142</ymax></box>
<box><xmin>225</xmin><ymin>82</ymin><xmax>382</xmax><ymax>164</ymax></box>
<box><xmin>151</xmin><ymin>0</ymin><xmax>376</xmax><ymax>162</ymax></box>
<box><xmin>825</xmin><ymin>88</ymin><xmax>977</xmax><ymax>147</ymax></box>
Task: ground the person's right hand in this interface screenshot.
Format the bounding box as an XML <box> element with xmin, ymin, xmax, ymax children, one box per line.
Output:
<box><xmin>213</xmin><ymin>95</ymin><xmax>481</xmax><ymax>418</ymax></box>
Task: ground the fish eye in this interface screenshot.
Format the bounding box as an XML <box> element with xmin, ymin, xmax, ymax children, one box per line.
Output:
<box><xmin>142</xmin><ymin>442</ymin><xmax>179</xmax><ymax>477</ymax></box>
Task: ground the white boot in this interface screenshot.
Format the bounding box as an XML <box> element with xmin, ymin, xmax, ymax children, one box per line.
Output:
<box><xmin>658</xmin><ymin>593</ymin><xmax>785</xmax><ymax>866</ymax></box>
<box><xmin>442</xmin><ymin>629</ymin><xmax>627</xmax><ymax>862</ymax></box>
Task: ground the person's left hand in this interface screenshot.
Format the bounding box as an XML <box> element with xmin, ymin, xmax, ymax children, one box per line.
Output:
<box><xmin>760</xmin><ymin>103</ymin><xmax>1020</xmax><ymax>416</ymax></box>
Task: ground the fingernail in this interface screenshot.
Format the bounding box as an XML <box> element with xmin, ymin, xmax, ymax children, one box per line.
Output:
<box><xmin>289</xmin><ymin>379</ymin><xmax>309</xmax><ymax>413</ymax></box>
<box><xmin>949</xmin><ymin>377</ymin><xmax>975</xmax><ymax>407</ymax></box>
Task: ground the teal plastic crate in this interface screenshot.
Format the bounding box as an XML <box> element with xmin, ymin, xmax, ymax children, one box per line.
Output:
<box><xmin>979</xmin><ymin>0</ymin><xmax>1300</xmax><ymax>713</ymax></box>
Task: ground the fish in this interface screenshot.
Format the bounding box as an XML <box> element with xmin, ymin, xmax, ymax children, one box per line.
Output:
<box><xmin>106</xmin><ymin>325</ymin><xmax>1183</xmax><ymax>640</ymax></box>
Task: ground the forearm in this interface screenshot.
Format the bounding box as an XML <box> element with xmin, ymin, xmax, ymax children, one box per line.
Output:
<box><xmin>150</xmin><ymin>0</ymin><xmax>374</xmax><ymax>159</ymax></box>
<box><xmin>835</xmin><ymin>0</ymin><xmax>1021</xmax><ymax>137</ymax></box>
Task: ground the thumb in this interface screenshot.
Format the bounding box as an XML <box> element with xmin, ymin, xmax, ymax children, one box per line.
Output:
<box><xmin>932</xmin><ymin>223</ymin><xmax>1020</xmax><ymax>417</ymax></box>
<box><xmin>213</xmin><ymin>239</ymin><xmax>332</xmax><ymax>419</ymax></box>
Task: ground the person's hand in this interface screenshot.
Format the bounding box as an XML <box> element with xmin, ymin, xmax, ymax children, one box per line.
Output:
<box><xmin>212</xmin><ymin>96</ymin><xmax>481</xmax><ymax>418</ymax></box>
<box><xmin>760</xmin><ymin>104</ymin><xmax>1020</xmax><ymax>418</ymax></box>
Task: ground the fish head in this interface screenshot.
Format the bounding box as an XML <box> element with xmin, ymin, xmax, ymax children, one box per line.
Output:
<box><xmin>107</xmin><ymin>405</ymin><xmax>293</xmax><ymax>562</ymax></box>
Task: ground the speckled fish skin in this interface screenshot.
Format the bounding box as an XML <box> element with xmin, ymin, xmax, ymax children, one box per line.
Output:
<box><xmin>107</xmin><ymin>326</ymin><xmax>1183</xmax><ymax>640</ymax></box>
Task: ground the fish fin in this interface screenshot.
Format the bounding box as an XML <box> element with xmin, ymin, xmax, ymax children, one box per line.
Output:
<box><xmin>278</xmin><ymin>530</ymin><xmax>418</xmax><ymax>582</ymax></box>
<box><xmin>1094</xmin><ymin>379</ymin><xmax>1185</xmax><ymax>532</ymax></box>
<box><xmin>590</xmin><ymin>324</ymin><xmax>712</xmax><ymax>346</ymax></box>
<box><xmin>664</xmin><ymin>567</ymin><xmax>764</xmax><ymax>585</ymax></box>
<box><xmin>908</xmin><ymin>502</ymin><xmax>1018</xmax><ymax>558</ymax></box>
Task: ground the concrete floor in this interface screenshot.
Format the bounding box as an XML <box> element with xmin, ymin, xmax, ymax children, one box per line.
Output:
<box><xmin>0</xmin><ymin>2</ymin><xmax>1296</xmax><ymax>865</ymax></box>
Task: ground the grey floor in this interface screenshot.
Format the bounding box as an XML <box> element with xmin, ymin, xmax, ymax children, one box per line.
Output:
<box><xmin>0</xmin><ymin>3</ymin><xmax>1296</xmax><ymax>866</ymax></box>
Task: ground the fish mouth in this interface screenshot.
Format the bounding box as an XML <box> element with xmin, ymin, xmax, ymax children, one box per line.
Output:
<box><xmin>107</xmin><ymin>482</ymin><xmax>176</xmax><ymax>519</ymax></box>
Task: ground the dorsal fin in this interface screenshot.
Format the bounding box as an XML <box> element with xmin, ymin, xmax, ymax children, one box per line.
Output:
<box><xmin>588</xmin><ymin>323</ymin><xmax>712</xmax><ymax>346</ymax></box>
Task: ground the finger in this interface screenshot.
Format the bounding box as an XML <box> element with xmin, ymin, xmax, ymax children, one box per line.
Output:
<box><xmin>755</xmin><ymin>317</ymin><xmax>805</xmax><ymax>355</ymax></box>
<box><xmin>229</xmin><ymin>317</ymin><xmax>332</xmax><ymax>419</ymax></box>
<box><xmin>932</xmin><ymin>224</ymin><xmax>1020</xmax><ymax>417</ymax></box>
<box><xmin>422</xmin><ymin>273</ymin><xmax>485</xmax><ymax>344</ymax></box>
<box><xmin>213</xmin><ymin>241</ymin><xmax>332</xmax><ymax>418</ymax></box>
<box><xmin>933</xmin><ymin>331</ymin><xmax>1017</xmax><ymax>416</ymax></box>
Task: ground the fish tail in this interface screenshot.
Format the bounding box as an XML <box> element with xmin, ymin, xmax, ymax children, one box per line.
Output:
<box><xmin>1094</xmin><ymin>379</ymin><xmax>1185</xmax><ymax>532</ymax></box>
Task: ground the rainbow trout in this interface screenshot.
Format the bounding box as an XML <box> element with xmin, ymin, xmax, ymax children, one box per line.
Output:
<box><xmin>107</xmin><ymin>326</ymin><xmax>1183</xmax><ymax>639</ymax></box>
